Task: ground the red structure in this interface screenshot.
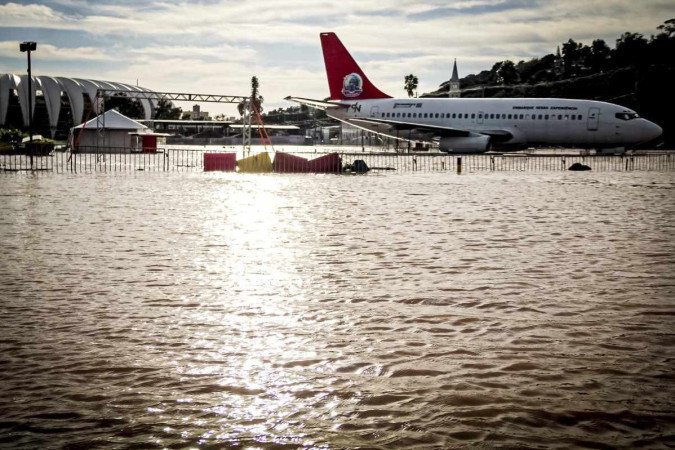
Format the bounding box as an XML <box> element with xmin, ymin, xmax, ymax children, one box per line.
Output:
<box><xmin>141</xmin><ymin>135</ymin><xmax>157</xmax><ymax>152</ymax></box>
<box><xmin>273</xmin><ymin>152</ymin><xmax>341</xmax><ymax>173</ymax></box>
<box><xmin>273</xmin><ymin>152</ymin><xmax>309</xmax><ymax>173</ymax></box>
<box><xmin>307</xmin><ymin>153</ymin><xmax>341</xmax><ymax>173</ymax></box>
<box><xmin>204</xmin><ymin>152</ymin><xmax>237</xmax><ymax>171</ymax></box>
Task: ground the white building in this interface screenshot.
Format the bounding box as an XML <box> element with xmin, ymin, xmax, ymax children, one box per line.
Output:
<box><xmin>69</xmin><ymin>109</ymin><xmax>149</xmax><ymax>152</ymax></box>
<box><xmin>0</xmin><ymin>73</ymin><xmax>163</xmax><ymax>136</ymax></box>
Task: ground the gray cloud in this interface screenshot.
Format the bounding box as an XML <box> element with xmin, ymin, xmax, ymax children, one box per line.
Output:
<box><xmin>2</xmin><ymin>0</ymin><xmax>671</xmax><ymax>114</ymax></box>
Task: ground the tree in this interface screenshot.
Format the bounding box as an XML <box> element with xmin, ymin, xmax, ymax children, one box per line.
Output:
<box><xmin>562</xmin><ymin>39</ymin><xmax>584</xmax><ymax>75</ymax></box>
<box><xmin>496</xmin><ymin>60</ymin><xmax>518</xmax><ymax>85</ymax></box>
<box><xmin>238</xmin><ymin>76</ymin><xmax>264</xmax><ymax>116</ymax></box>
<box><xmin>516</xmin><ymin>55</ymin><xmax>556</xmax><ymax>84</ymax></box>
<box><xmin>612</xmin><ymin>32</ymin><xmax>649</xmax><ymax>68</ymax></box>
<box><xmin>656</xmin><ymin>18</ymin><xmax>675</xmax><ymax>37</ymax></box>
<box><xmin>0</xmin><ymin>127</ymin><xmax>22</xmax><ymax>147</ymax></box>
<box><xmin>650</xmin><ymin>19</ymin><xmax>675</xmax><ymax>66</ymax></box>
<box><xmin>105</xmin><ymin>94</ymin><xmax>144</xmax><ymax>119</ymax></box>
<box><xmin>404</xmin><ymin>74</ymin><xmax>419</xmax><ymax>97</ymax></box>
<box><xmin>588</xmin><ymin>39</ymin><xmax>611</xmax><ymax>72</ymax></box>
<box><xmin>154</xmin><ymin>98</ymin><xmax>182</xmax><ymax>120</ymax></box>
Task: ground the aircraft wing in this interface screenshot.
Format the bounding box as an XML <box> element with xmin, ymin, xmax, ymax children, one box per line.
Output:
<box><xmin>284</xmin><ymin>96</ymin><xmax>350</xmax><ymax>110</ymax></box>
<box><xmin>351</xmin><ymin>117</ymin><xmax>514</xmax><ymax>141</ymax></box>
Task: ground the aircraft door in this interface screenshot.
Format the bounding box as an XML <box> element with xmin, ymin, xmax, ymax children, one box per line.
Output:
<box><xmin>587</xmin><ymin>107</ymin><xmax>600</xmax><ymax>131</ymax></box>
<box><xmin>370</xmin><ymin>106</ymin><xmax>380</xmax><ymax>118</ymax></box>
<box><xmin>477</xmin><ymin>111</ymin><xmax>484</xmax><ymax>125</ymax></box>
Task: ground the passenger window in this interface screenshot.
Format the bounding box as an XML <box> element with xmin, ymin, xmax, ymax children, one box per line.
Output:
<box><xmin>564</xmin><ymin>115</ymin><xmax>569</xmax><ymax>120</ymax></box>
<box><xmin>407</xmin><ymin>113</ymin><xmax>411</xmax><ymax>118</ymax></box>
<box><xmin>578</xmin><ymin>115</ymin><xmax>583</xmax><ymax>120</ymax></box>
<box><xmin>507</xmin><ymin>114</ymin><xmax>512</xmax><ymax>119</ymax></box>
<box><xmin>545</xmin><ymin>114</ymin><xmax>549</xmax><ymax>120</ymax></box>
<box><xmin>519</xmin><ymin>114</ymin><xmax>524</xmax><ymax>119</ymax></box>
<box><xmin>424</xmin><ymin>113</ymin><xmax>428</xmax><ymax>118</ymax></box>
<box><xmin>435</xmin><ymin>113</ymin><xmax>439</xmax><ymax>118</ymax></box>
<box><xmin>478</xmin><ymin>113</ymin><xmax>483</xmax><ymax>119</ymax></box>
<box><xmin>471</xmin><ymin>113</ymin><xmax>475</xmax><ymax>119</ymax></box>
<box><xmin>452</xmin><ymin>113</ymin><xmax>456</xmax><ymax>119</ymax></box>
<box><xmin>381</xmin><ymin>113</ymin><xmax>385</xmax><ymax>118</ymax></box>
<box><xmin>538</xmin><ymin>114</ymin><xmax>542</xmax><ymax>120</ymax></box>
<box><xmin>558</xmin><ymin>115</ymin><xmax>562</xmax><ymax>120</ymax></box>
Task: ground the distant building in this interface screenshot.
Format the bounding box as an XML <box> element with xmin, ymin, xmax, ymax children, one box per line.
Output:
<box><xmin>448</xmin><ymin>59</ymin><xmax>460</xmax><ymax>98</ymax></box>
<box><xmin>191</xmin><ymin>104</ymin><xmax>210</xmax><ymax>120</ymax></box>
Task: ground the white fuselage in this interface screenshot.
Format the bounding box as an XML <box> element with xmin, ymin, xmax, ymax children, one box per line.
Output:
<box><xmin>327</xmin><ymin>97</ymin><xmax>662</xmax><ymax>151</ymax></box>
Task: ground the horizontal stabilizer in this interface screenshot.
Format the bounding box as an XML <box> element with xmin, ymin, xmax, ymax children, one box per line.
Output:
<box><xmin>284</xmin><ymin>96</ymin><xmax>350</xmax><ymax>110</ymax></box>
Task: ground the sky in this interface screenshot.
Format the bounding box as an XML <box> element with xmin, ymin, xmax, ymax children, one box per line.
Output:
<box><xmin>1</xmin><ymin>0</ymin><xmax>673</xmax><ymax>116</ymax></box>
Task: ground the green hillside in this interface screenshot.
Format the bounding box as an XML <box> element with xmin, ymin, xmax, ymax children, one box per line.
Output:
<box><xmin>423</xmin><ymin>19</ymin><xmax>675</xmax><ymax>148</ymax></box>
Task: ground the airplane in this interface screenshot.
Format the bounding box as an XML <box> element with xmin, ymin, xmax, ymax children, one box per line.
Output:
<box><xmin>287</xmin><ymin>32</ymin><xmax>663</xmax><ymax>153</ymax></box>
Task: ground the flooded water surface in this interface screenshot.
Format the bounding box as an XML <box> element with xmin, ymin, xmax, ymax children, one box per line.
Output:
<box><xmin>1</xmin><ymin>170</ymin><xmax>674</xmax><ymax>449</ymax></box>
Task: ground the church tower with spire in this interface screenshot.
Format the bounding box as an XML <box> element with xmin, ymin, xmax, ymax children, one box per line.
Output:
<box><xmin>449</xmin><ymin>59</ymin><xmax>460</xmax><ymax>98</ymax></box>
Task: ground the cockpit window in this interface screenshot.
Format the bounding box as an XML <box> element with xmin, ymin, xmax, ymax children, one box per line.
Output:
<box><xmin>615</xmin><ymin>112</ymin><xmax>639</xmax><ymax>121</ymax></box>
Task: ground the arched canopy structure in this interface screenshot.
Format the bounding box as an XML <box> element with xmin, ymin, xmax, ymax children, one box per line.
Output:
<box><xmin>0</xmin><ymin>73</ymin><xmax>164</xmax><ymax>136</ymax></box>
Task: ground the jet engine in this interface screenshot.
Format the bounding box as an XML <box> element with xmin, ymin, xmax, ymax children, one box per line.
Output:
<box><xmin>439</xmin><ymin>134</ymin><xmax>491</xmax><ymax>153</ymax></box>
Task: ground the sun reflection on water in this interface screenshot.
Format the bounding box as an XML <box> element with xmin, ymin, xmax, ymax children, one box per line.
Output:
<box><xmin>174</xmin><ymin>174</ymin><xmax>324</xmax><ymax>444</ymax></box>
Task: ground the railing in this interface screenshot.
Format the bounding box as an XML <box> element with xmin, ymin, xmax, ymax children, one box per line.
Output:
<box><xmin>1</xmin><ymin>147</ymin><xmax>674</xmax><ymax>173</ymax></box>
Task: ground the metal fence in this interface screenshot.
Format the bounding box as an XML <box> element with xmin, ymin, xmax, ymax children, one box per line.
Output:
<box><xmin>1</xmin><ymin>147</ymin><xmax>674</xmax><ymax>174</ymax></box>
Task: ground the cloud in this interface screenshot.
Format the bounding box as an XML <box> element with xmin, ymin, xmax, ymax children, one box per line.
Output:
<box><xmin>126</xmin><ymin>44</ymin><xmax>257</xmax><ymax>63</ymax></box>
<box><xmin>0</xmin><ymin>2</ymin><xmax>73</xmax><ymax>28</ymax></box>
<box><xmin>0</xmin><ymin>41</ymin><xmax>110</xmax><ymax>61</ymax></box>
<box><xmin>1</xmin><ymin>0</ymin><xmax>671</xmax><ymax>115</ymax></box>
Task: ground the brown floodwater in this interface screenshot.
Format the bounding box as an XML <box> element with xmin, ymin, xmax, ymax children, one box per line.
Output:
<box><xmin>0</xmin><ymin>169</ymin><xmax>674</xmax><ymax>449</ymax></box>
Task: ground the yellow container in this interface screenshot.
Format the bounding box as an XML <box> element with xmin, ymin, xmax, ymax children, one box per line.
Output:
<box><xmin>237</xmin><ymin>152</ymin><xmax>273</xmax><ymax>173</ymax></box>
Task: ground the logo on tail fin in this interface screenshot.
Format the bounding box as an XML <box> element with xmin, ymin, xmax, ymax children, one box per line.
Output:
<box><xmin>342</xmin><ymin>73</ymin><xmax>363</xmax><ymax>98</ymax></box>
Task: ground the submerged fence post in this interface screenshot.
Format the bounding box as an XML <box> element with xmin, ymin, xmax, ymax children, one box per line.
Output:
<box><xmin>457</xmin><ymin>156</ymin><xmax>462</xmax><ymax>174</ymax></box>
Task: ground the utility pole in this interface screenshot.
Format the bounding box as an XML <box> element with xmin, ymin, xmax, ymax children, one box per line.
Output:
<box><xmin>20</xmin><ymin>41</ymin><xmax>37</xmax><ymax>168</ymax></box>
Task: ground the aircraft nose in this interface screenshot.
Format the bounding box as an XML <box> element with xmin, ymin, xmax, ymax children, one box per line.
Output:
<box><xmin>644</xmin><ymin>120</ymin><xmax>663</xmax><ymax>142</ymax></box>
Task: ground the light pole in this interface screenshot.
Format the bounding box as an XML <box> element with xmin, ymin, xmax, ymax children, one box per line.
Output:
<box><xmin>20</xmin><ymin>41</ymin><xmax>36</xmax><ymax>167</ymax></box>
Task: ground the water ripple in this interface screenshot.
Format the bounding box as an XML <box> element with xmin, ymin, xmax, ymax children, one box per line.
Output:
<box><xmin>0</xmin><ymin>171</ymin><xmax>673</xmax><ymax>448</ymax></box>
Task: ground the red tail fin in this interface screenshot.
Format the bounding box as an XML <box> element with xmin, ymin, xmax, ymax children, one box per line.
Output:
<box><xmin>320</xmin><ymin>32</ymin><xmax>391</xmax><ymax>101</ymax></box>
